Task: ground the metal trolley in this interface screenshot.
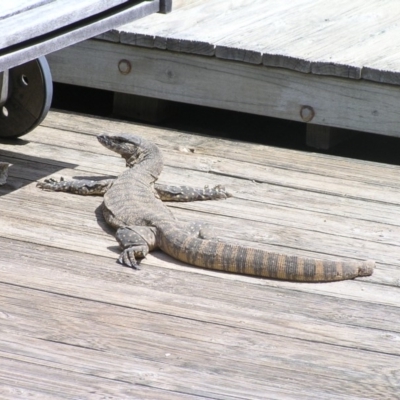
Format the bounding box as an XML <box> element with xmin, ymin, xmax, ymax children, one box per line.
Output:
<box><xmin>0</xmin><ymin>0</ymin><xmax>172</xmax><ymax>138</ymax></box>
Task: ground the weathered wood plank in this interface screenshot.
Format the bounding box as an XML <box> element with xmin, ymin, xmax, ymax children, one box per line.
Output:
<box><xmin>1</xmin><ymin>112</ymin><xmax>400</xmax><ymax>289</ymax></box>
<box><xmin>99</xmin><ymin>0</ymin><xmax>400</xmax><ymax>84</ymax></box>
<box><xmin>4</xmin><ymin>141</ymin><xmax>400</xmax><ymax>261</ymax></box>
<box><xmin>1</xmin><ymin>185</ymin><xmax>397</xmax><ymax>280</ymax></box>
<box><xmin>0</xmin><ymin>357</ymin><xmax>196</xmax><ymax>400</ymax></box>
<box><xmin>1</xmin><ymin>263</ymin><xmax>398</xmax><ymax>355</ymax></box>
<box><xmin>113</xmin><ymin>0</ymin><xmax>243</xmax><ymax>52</ymax></box>
<box><xmin>47</xmin><ymin>41</ymin><xmax>400</xmax><ymax>139</ymax></box>
<box><xmin>215</xmin><ymin>0</ymin><xmax>315</xmax><ymax>66</ymax></box>
<box><xmin>5</xmin><ymin>111</ymin><xmax>400</xmax><ymax>227</ymax></box>
<box><xmin>0</xmin><ymin>337</ymin><xmax>360</xmax><ymax>400</ymax></box>
<box><xmin>1</xmin><ymin>110</ymin><xmax>400</xmax><ymax>398</ymax></box>
<box><xmin>262</xmin><ymin>0</ymin><xmax>399</xmax><ymax>78</ymax></box>
<box><xmin>0</xmin><ymin>268</ymin><xmax>399</xmax><ymax>400</ymax></box>
<box><xmin>1</xmin><ymin>238</ymin><xmax>400</xmax><ymax>364</ymax></box>
<box><xmin>41</xmin><ymin>112</ymin><xmax>400</xmax><ymax>190</ymax></box>
<box><xmin>2</xmin><ymin>180</ymin><xmax>399</xmax><ymax>291</ymax></box>
<box><xmin>3</xmin><ymin>111</ymin><xmax>400</xmax><ymax>258</ymax></box>
<box><xmin>1</xmin><ymin>226</ymin><xmax>399</xmax><ymax>307</ymax></box>
<box><xmin>4</xmin><ymin>152</ymin><xmax>400</xmax><ymax>271</ymax></box>
<box><xmin>361</xmin><ymin>27</ymin><xmax>400</xmax><ymax>84</ymax></box>
<box><xmin>25</xmin><ymin>117</ymin><xmax>400</xmax><ymax>205</ymax></box>
<box><xmin>26</xmin><ymin>115</ymin><xmax>400</xmax><ymax>191</ymax></box>
<box><xmin>4</xmin><ymin>127</ymin><xmax>400</xmax><ymax>219</ymax></box>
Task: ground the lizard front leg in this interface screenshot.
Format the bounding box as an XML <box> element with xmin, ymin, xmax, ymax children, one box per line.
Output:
<box><xmin>155</xmin><ymin>183</ymin><xmax>232</xmax><ymax>202</ymax></box>
<box><xmin>37</xmin><ymin>177</ymin><xmax>114</xmax><ymax>195</ymax></box>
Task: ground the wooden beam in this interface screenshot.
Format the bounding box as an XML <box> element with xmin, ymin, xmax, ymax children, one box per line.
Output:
<box><xmin>48</xmin><ymin>40</ymin><xmax>400</xmax><ymax>139</ymax></box>
<box><xmin>159</xmin><ymin>0</ymin><xmax>172</xmax><ymax>13</ymax></box>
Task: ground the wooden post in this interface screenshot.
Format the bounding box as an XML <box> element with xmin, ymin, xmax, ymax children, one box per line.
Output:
<box><xmin>159</xmin><ymin>0</ymin><xmax>173</xmax><ymax>13</ymax></box>
<box><xmin>306</xmin><ymin>124</ymin><xmax>356</xmax><ymax>150</ymax></box>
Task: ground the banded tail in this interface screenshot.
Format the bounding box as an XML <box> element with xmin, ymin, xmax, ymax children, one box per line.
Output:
<box><xmin>159</xmin><ymin>227</ymin><xmax>374</xmax><ymax>282</ymax></box>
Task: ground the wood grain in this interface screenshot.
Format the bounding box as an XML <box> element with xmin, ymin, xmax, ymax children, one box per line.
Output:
<box><xmin>99</xmin><ymin>0</ymin><xmax>400</xmax><ymax>83</ymax></box>
<box><xmin>0</xmin><ymin>111</ymin><xmax>399</xmax><ymax>398</ymax></box>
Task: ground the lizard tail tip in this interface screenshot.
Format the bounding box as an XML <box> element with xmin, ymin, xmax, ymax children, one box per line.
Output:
<box><xmin>358</xmin><ymin>260</ymin><xmax>375</xmax><ymax>277</ymax></box>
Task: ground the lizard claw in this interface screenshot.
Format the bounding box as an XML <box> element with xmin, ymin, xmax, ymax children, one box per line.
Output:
<box><xmin>46</xmin><ymin>177</ymin><xmax>64</xmax><ymax>183</ymax></box>
<box><xmin>118</xmin><ymin>246</ymin><xmax>148</xmax><ymax>270</ymax></box>
<box><xmin>212</xmin><ymin>185</ymin><xmax>232</xmax><ymax>199</ymax></box>
<box><xmin>37</xmin><ymin>177</ymin><xmax>64</xmax><ymax>190</ymax></box>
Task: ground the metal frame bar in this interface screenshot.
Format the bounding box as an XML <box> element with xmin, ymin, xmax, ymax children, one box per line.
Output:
<box><xmin>0</xmin><ymin>71</ymin><xmax>9</xmax><ymax>107</ymax></box>
<box><xmin>0</xmin><ymin>0</ymin><xmax>164</xmax><ymax>71</ymax></box>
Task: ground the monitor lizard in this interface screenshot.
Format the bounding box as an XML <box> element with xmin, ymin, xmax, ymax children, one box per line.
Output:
<box><xmin>37</xmin><ymin>134</ymin><xmax>374</xmax><ymax>282</ymax></box>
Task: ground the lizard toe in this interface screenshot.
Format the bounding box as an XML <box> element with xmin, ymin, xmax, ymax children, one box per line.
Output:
<box><xmin>118</xmin><ymin>248</ymin><xmax>141</xmax><ymax>270</ymax></box>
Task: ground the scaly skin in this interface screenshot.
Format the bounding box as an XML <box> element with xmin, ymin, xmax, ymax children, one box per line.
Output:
<box><xmin>38</xmin><ymin>134</ymin><xmax>375</xmax><ymax>282</ymax></box>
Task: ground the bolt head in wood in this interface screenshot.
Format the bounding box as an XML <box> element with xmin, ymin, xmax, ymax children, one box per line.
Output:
<box><xmin>300</xmin><ymin>105</ymin><xmax>315</xmax><ymax>122</ymax></box>
<box><xmin>118</xmin><ymin>59</ymin><xmax>132</xmax><ymax>75</ymax></box>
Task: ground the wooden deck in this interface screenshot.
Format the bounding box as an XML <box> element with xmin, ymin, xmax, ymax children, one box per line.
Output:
<box><xmin>1</xmin><ymin>110</ymin><xmax>400</xmax><ymax>399</ymax></box>
<box><xmin>47</xmin><ymin>0</ymin><xmax>400</xmax><ymax>149</ymax></box>
<box><xmin>97</xmin><ymin>0</ymin><xmax>400</xmax><ymax>82</ymax></box>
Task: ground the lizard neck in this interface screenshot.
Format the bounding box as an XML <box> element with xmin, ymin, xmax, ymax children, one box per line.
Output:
<box><xmin>125</xmin><ymin>145</ymin><xmax>164</xmax><ymax>183</ymax></box>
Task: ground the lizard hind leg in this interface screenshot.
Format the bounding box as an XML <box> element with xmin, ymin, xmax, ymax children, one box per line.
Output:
<box><xmin>115</xmin><ymin>226</ymin><xmax>158</xmax><ymax>269</ymax></box>
<box><xmin>186</xmin><ymin>221</ymin><xmax>219</xmax><ymax>240</ymax></box>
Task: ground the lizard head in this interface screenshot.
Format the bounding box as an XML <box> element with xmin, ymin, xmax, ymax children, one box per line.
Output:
<box><xmin>97</xmin><ymin>134</ymin><xmax>161</xmax><ymax>168</ymax></box>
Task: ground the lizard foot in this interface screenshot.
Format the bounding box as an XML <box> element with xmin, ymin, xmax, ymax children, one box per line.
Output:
<box><xmin>36</xmin><ymin>177</ymin><xmax>65</xmax><ymax>190</ymax></box>
<box><xmin>118</xmin><ymin>245</ymin><xmax>148</xmax><ymax>269</ymax></box>
<box><xmin>207</xmin><ymin>185</ymin><xmax>232</xmax><ymax>200</ymax></box>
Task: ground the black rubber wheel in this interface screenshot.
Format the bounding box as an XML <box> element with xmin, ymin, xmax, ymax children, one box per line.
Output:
<box><xmin>0</xmin><ymin>56</ymin><xmax>53</xmax><ymax>138</ymax></box>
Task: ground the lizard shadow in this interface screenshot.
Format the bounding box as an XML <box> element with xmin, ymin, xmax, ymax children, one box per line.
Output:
<box><xmin>51</xmin><ymin>174</ymin><xmax>117</xmax><ymax>236</ymax></box>
<box><xmin>94</xmin><ymin>203</ymin><xmax>114</xmax><ymax>235</ymax></box>
<box><xmin>94</xmin><ymin>203</ymin><xmax>124</xmax><ymax>257</ymax></box>
<box><xmin>93</xmin><ymin>201</ymin><xmax>140</xmax><ymax>262</ymax></box>
<box><xmin>0</xmin><ymin>148</ymin><xmax>78</xmax><ymax>197</ymax></box>
<box><xmin>47</xmin><ymin>174</ymin><xmax>121</xmax><ymax>258</ymax></box>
